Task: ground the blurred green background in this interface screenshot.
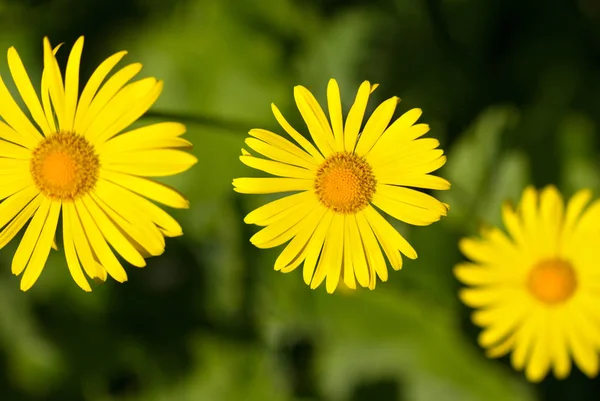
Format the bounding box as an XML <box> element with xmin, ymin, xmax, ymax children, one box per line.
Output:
<box><xmin>0</xmin><ymin>0</ymin><xmax>600</xmax><ymax>400</ymax></box>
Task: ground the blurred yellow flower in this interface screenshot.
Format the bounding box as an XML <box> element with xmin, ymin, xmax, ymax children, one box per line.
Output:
<box><xmin>0</xmin><ymin>36</ymin><xmax>197</xmax><ymax>291</ymax></box>
<box><xmin>456</xmin><ymin>185</ymin><xmax>600</xmax><ymax>382</ymax></box>
<box><xmin>234</xmin><ymin>79</ymin><xmax>449</xmax><ymax>293</ymax></box>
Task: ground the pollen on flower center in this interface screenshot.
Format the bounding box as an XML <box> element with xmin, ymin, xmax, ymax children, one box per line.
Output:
<box><xmin>30</xmin><ymin>132</ymin><xmax>99</xmax><ymax>200</ymax></box>
<box><xmin>527</xmin><ymin>258</ymin><xmax>577</xmax><ymax>305</ymax></box>
<box><xmin>314</xmin><ymin>152</ymin><xmax>376</xmax><ymax>214</ymax></box>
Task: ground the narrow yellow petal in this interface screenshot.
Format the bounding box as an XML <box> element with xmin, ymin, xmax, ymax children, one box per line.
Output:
<box><xmin>548</xmin><ymin>310</ymin><xmax>571</xmax><ymax>379</ymax></box>
<box><xmin>90</xmin><ymin>192</ymin><xmax>164</xmax><ymax>257</ymax></box>
<box><xmin>356</xmin><ymin>210</ymin><xmax>388</xmax><ymax>282</ymax></box>
<box><xmin>302</xmin><ymin>211</ymin><xmax>334</xmax><ymax>285</ymax></box>
<box><xmin>40</xmin><ymin>44</ymin><xmax>62</xmax><ymax>133</ymax></box>
<box><xmin>293</xmin><ymin>86</ymin><xmax>335</xmax><ymax>157</ymax></box>
<box><xmin>327</xmin><ymin>79</ymin><xmax>344</xmax><ymax>150</ymax></box>
<box><xmin>74</xmin><ymin>198</ymin><xmax>128</xmax><ymax>283</ymax></box>
<box><xmin>367</xmin><ymin>108</ymin><xmax>423</xmax><ymax>159</ymax></box>
<box><xmin>0</xmin><ymin>74</ymin><xmax>43</xmax><ymax>143</ymax></box>
<box><xmin>95</xmin><ymin>179</ymin><xmax>182</xmax><ymax>237</ymax></box>
<box><xmin>372</xmin><ymin>192</ymin><xmax>443</xmax><ymax>226</ymax></box>
<box><xmin>271</xmin><ymin>104</ymin><xmax>324</xmax><ymax>162</ymax></box>
<box><xmin>7</xmin><ymin>47</ymin><xmax>52</xmax><ymax>135</ymax></box>
<box><xmin>43</xmin><ymin>37</ymin><xmax>66</xmax><ymax>130</ymax></box>
<box><xmin>244</xmin><ymin>192</ymin><xmax>312</xmax><ymax>226</ymax></box>
<box><xmin>355</xmin><ymin>96</ymin><xmax>399</xmax><ymax>156</ymax></box>
<box><xmin>250</xmin><ymin>200</ymin><xmax>316</xmax><ymax>248</ymax></box>
<box><xmin>324</xmin><ymin>214</ymin><xmax>344</xmax><ymax>293</ymax></box>
<box><xmin>0</xmin><ymin>186</ymin><xmax>38</xmax><ymax>230</ymax></box>
<box><xmin>363</xmin><ymin>207</ymin><xmax>403</xmax><ymax>270</ymax></box>
<box><xmin>240</xmin><ymin>155</ymin><xmax>314</xmax><ymax>179</ymax></box>
<box><xmin>20</xmin><ymin>201</ymin><xmax>61</xmax><ymax>291</ymax></box>
<box><xmin>565</xmin><ymin>313</ymin><xmax>599</xmax><ymax>378</ymax></box>
<box><xmin>77</xmin><ymin>62</ymin><xmax>142</xmax><ymax>133</ymax></box>
<box><xmin>310</xmin><ymin>214</ymin><xmax>343</xmax><ymax>292</ymax></box>
<box><xmin>62</xmin><ymin>204</ymin><xmax>92</xmax><ymax>291</ymax></box>
<box><xmin>0</xmin><ymin>195</ymin><xmax>40</xmax><ymax>249</ymax></box>
<box><xmin>0</xmin><ymin>139</ymin><xmax>32</xmax><ymax>159</ymax></box>
<box><xmin>97</xmin><ymin>122</ymin><xmax>188</xmax><ymax>154</ymax></box>
<box><xmin>274</xmin><ymin>205</ymin><xmax>327</xmax><ymax>271</ymax></box>
<box><xmin>344</xmin><ymin>81</ymin><xmax>371</xmax><ymax>152</ymax></box>
<box><xmin>378</xmin><ymin>173</ymin><xmax>450</xmax><ymax>190</ymax></box>
<box><xmin>92</xmin><ymin>80</ymin><xmax>164</xmax><ymax>144</ymax></box>
<box><xmin>245</xmin><ymin>134</ymin><xmax>317</xmax><ymax>170</ymax></box>
<box><xmin>12</xmin><ymin>197</ymin><xmax>51</xmax><ymax>276</ymax></box>
<box><xmin>74</xmin><ymin>50</ymin><xmax>128</xmax><ymax>130</ymax></box>
<box><xmin>65</xmin><ymin>201</ymin><xmax>98</xmax><ymax>279</ymax></box>
<box><xmin>342</xmin><ymin>216</ymin><xmax>357</xmax><ymax>289</ymax></box>
<box><xmin>346</xmin><ymin>213</ymin><xmax>370</xmax><ymax>287</ymax></box>
<box><xmin>376</xmin><ymin>184</ymin><xmax>448</xmax><ymax>215</ymax></box>
<box><xmin>81</xmin><ymin>194</ymin><xmax>145</xmax><ymax>267</ymax></box>
<box><xmin>102</xmin><ymin>149</ymin><xmax>198</xmax><ymax>177</ymax></box>
<box><xmin>100</xmin><ymin>170</ymin><xmax>189</xmax><ymax>209</ymax></box>
<box><xmin>0</xmin><ymin>175</ymin><xmax>34</xmax><ymax>202</ymax></box>
<box><xmin>63</xmin><ymin>36</ymin><xmax>84</xmax><ymax>131</ymax></box>
<box><xmin>232</xmin><ymin>178</ymin><xmax>312</xmax><ymax>194</ymax></box>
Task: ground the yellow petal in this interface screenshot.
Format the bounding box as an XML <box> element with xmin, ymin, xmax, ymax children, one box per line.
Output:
<box><xmin>0</xmin><ymin>186</ymin><xmax>38</xmax><ymax>230</ymax></box>
<box><xmin>42</xmin><ymin>37</ymin><xmax>66</xmax><ymax>130</ymax></box>
<box><xmin>271</xmin><ymin>104</ymin><xmax>324</xmax><ymax>162</ymax></box>
<box><xmin>312</xmin><ymin>214</ymin><xmax>343</xmax><ymax>293</ymax></box>
<box><xmin>326</xmin><ymin>79</ymin><xmax>344</xmax><ymax>151</ymax></box>
<box><xmin>97</xmin><ymin>122</ymin><xmax>188</xmax><ymax>154</ymax></box>
<box><xmin>344</xmin><ymin>81</ymin><xmax>371</xmax><ymax>152</ymax></box>
<box><xmin>363</xmin><ymin>206</ymin><xmax>404</xmax><ymax>270</ymax></box>
<box><xmin>12</xmin><ymin>197</ymin><xmax>51</xmax><ymax>276</ymax></box>
<box><xmin>90</xmin><ymin>192</ymin><xmax>164</xmax><ymax>257</ymax></box>
<box><xmin>240</xmin><ymin>155</ymin><xmax>314</xmax><ymax>179</ymax></box>
<box><xmin>0</xmin><ymin>194</ymin><xmax>41</xmax><ymax>249</ymax></box>
<box><xmin>74</xmin><ymin>198</ymin><xmax>128</xmax><ymax>283</ymax></box>
<box><xmin>77</xmin><ymin>62</ymin><xmax>143</xmax><ymax>133</ymax></box>
<box><xmin>0</xmin><ymin>74</ymin><xmax>42</xmax><ymax>144</ymax></box>
<box><xmin>20</xmin><ymin>201</ymin><xmax>61</xmax><ymax>291</ymax></box>
<box><xmin>81</xmin><ymin>194</ymin><xmax>146</xmax><ymax>268</ymax></box>
<box><xmin>355</xmin><ymin>96</ymin><xmax>399</xmax><ymax>156</ymax></box>
<box><xmin>376</xmin><ymin>184</ymin><xmax>448</xmax><ymax>215</ymax></box>
<box><xmin>100</xmin><ymin>170</ymin><xmax>189</xmax><ymax>209</ymax></box>
<box><xmin>246</xmin><ymin>133</ymin><xmax>318</xmax><ymax>170</ymax></box>
<box><xmin>244</xmin><ymin>192</ymin><xmax>313</xmax><ymax>226</ymax></box>
<box><xmin>64</xmin><ymin>37</ymin><xmax>84</xmax><ymax>131</ymax></box>
<box><xmin>102</xmin><ymin>149</ymin><xmax>198</xmax><ymax>177</ymax></box>
<box><xmin>274</xmin><ymin>205</ymin><xmax>327</xmax><ymax>271</ymax></box>
<box><xmin>342</xmin><ymin>216</ymin><xmax>357</xmax><ymax>289</ymax></box>
<box><xmin>346</xmin><ymin>213</ymin><xmax>370</xmax><ymax>287</ymax></box>
<box><xmin>93</xmin><ymin>80</ymin><xmax>163</xmax><ymax>145</ymax></box>
<box><xmin>250</xmin><ymin>200</ymin><xmax>316</xmax><ymax>249</ymax></box>
<box><xmin>74</xmin><ymin>50</ymin><xmax>128</xmax><ymax>130</ymax></box>
<box><xmin>367</xmin><ymin>108</ymin><xmax>423</xmax><ymax>159</ymax></box>
<box><xmin>62</xmin><ymin>203</ymin><xmax>92</xmax><ymax>291</ymax></box>
<box><xmin>302</xmin><ymin>210</ymin><xmax>334</xmax><ymax>285</ymax></box>
<box><xmin>293</xmin><ymin>86</ymin><xmax>335</xmax><ymax>157</ymax></box>
<box><xmin>95</xmin><ymin>179</ymin><xmax>182</xmax><ymax>237</ymax></box>
<box><xmin>232</xmin><ymin>178</ymin><xmax>312</xmax><ymax>194</ymax></box>
<box><xmin>378</xmin><ymin>173</ymin><xmax>450</xmax><ymax>190</ymax></box>
<box><xmin>7</xmin><ymin>47</ymin><xmax>52</xmax><ymax>135</ymax></box>
<box><xmin>372</xmin><ymin>192</ymin><xmax>443</xmax><ymax>226</ymax></box>
<box><xmin>356</xmin><ymin>210</ymin><xmax>388</xmax><ymax>282</ymax></box>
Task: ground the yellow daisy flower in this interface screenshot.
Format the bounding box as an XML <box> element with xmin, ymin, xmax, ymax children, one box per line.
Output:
<box><xmin>456</xmin><ymin>185</ymin><xmax>600</xmax><ymax>382</ymax></box>
<box><xmin>0</xmin><ymin>37</ymin><xmax>197</xmax><ymax>291</ymax></box>
<box><xmin>233</xmin><ymin>79</ymin><xmax>450</xmax><ymax>293</ymax></box>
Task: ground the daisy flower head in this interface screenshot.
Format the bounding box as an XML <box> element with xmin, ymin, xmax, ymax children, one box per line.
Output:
<box><xmin>0</xmin><ymin>36</ymin><xmax>197</xmax><ymax>291</ymax></box>
<box><xmin>456</xmin><ymin>186</ymin><xmax>600</xmax><ymax>382</ymax></box>
<box><xmin>233</xmin><ymin>79</ymin><xmax>450</xmax><ymax>293</ymax></box>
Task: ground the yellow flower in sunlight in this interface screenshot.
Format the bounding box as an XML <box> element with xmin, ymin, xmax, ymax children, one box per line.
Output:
<box><xmin>0</xmin><ymin>37</ymin><xmax>197</xmax><ymax>291</ymax></box>
<box><xmin>456</xmin><ymin>185</ymin><xmax>600</xmax><ymax>382</ymax></box>
<box><xmin>233</xmin><ymin>79</ymin><xmax>450</xmax><ymax>293</ymax></box>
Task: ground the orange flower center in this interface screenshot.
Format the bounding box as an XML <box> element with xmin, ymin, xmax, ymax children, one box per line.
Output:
<box><xmin>30</xmin><ymin>132</ymin><xmax>99</xmax><ymax>200</ymax></box>
<box><xmin>314</xmin><ymin>152</ymin><xmax>376</xmax><ymax>213</ymax></box>
<box><xmin>527</xmin><ymin>259</ymin><xmax>577</xmax><ymax>305</ymax></box>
